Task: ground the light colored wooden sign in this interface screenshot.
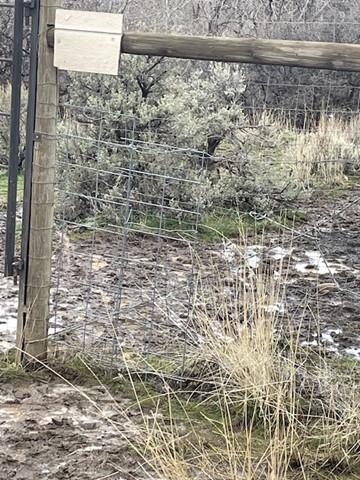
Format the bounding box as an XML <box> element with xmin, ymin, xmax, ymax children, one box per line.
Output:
<box><xmin>54</xmin><ymin>9</ymin><xmax>123</xmax><ymax>75</ymax></box>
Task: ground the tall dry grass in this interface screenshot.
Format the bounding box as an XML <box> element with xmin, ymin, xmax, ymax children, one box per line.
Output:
<box><xmin>252</xmin><ymin>111</ymin><xmax>360</xmax><ymax>189</ymax></box>
<box><xmin>288</xmin><ymin>114</ymin><xmax>360</xmax><ymax>186</ymax></box>
<box><xmin>121</xmin><ymin>239</ymin><xmax>360</xmax><ymax>480</ymax></box>
<box><xmin>35</xmin><ymin>234</ymin><xmax>359</xmax><ymax>479</ymax></box>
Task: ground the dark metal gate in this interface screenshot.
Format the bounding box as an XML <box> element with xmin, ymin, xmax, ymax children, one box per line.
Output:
<box><xmin>2</xmin><ymin>0</ymin><xmax>39</xmax><ymax>280</ymax></box>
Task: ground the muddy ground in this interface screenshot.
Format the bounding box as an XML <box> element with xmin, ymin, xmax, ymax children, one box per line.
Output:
<box><xmin>48</xmin><ymin>188</ymin><xmax>360</xmax><ymax>360</ymax></box>
<box><xmin>1</xmin><ymin>189</ymin><xmax>360</xmax><ymax>359</ymax></box>
<box><xmin>1</xmin><ymin>188</ymin><xmax>360</xmax><ymax>478</ymax></box>
<box><xmin>0</xmin><ymin>375</ymin><xmax>147</xmax><ymax>480</ymax></box>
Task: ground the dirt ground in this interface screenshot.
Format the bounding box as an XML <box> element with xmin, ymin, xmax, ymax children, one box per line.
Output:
<box><xmin>1</xmin><ymin>188</ymin><xmax>360</xmax><ymax>478</ymax></box>
<box><xmin>45</xmin><ymin>188</ymin><xmax>360</xmax><ymax>360</ymax></box>
<box><xmin>0</xmin><ymin>376</ymin><xmax>146</xmax><ymax>480</ymax></box>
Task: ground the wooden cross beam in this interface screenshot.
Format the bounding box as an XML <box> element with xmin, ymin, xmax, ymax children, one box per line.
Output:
<box><xmin>47</xmin><ymin>28</ymin><xmax>360</xmax><ymax>73</ymax></box>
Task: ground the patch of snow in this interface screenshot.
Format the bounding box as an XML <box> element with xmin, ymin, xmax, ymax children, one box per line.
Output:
<box><xmin>326</xmin><ymin>344</ymin><xmax>340</xmax><ymax>354</ymax></box>
<box><xmin>321</xmin><ymin>329</ymin><xmax>341</xmax><ymax>344</ymax></box>
<box><xmin>301</xmin><ymin>339</ymin><xmax>319</xmax><ymax>347</ymax></box>
<box><xmin>245</xmin><ymin>246</ymin><xmax>261</xmax><ymax>269</ymax></box>
<box><xmin>0</xmin><ymin>340</ymin><xmax>14</xmax><ymax>351</ymax></box>
<box><xmin>222</xmin><ymin>242</ymin><xmax>237</xmax><ymax>263</ymax></box>
<box><xmin>295</xmin><ymin>250</ymin><xmax>347</xmax><ymax>275</ymax></box>
<box><xmin>270</xmin><ymin>246</ymin><xmax>293</xmax><ymax>260</ymax></box>
<box><xmin>321</xmin><ymin>332</ymin><xmax>335</xmax><ymax>344</ymax></box>
<box><xmin>48</xmin><ymin>315</ymin><xmax>66</xmax><ymax>336</ymax></box>
<box><xmin>320</xmin><ymin>328</ymin><xmax>342</xmax><ymax>354</ymax></box>
<box><xmin>345</xmin><ymin>347</ymin><xmax>360</xmax><ymax>360</ymax></box>
<box><xmin>263</xmin><ymin>303</ymin><xmax>285</xmax><ymax>314</ymax></box>
<box><xmin>0</xmin><ymin>317</ymin><xmax>17</xmax><ymax>338</ymax></box>
<box><xmin>0</xmin><ymin>277</ymin><xmax>18</xmax><ymax>352</ymax></box>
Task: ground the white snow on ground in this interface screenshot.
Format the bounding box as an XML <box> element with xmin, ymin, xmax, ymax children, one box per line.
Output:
<box><xmin>345</xmin><ymin>346</ymin><xmax>360</xmax><ymax>360</ymax></box>
<box><xmin>295</xmin><ymin>250</ymin><xmax>349</xmax><ymax>275</ymax></box>
<box><xmin>0</xmin><ymin>276</ymin><xmax>18</xmax><ymax>352</ymax></box>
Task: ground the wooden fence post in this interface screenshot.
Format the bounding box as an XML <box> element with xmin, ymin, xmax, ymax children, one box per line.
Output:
<box><xmin>17</xmin><ymin>0</ymin><xmax>61</xmax><ymax>363</ymax></box>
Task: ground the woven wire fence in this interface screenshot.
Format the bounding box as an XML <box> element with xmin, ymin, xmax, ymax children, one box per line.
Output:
<box><xmin>1</xmin><ymin>0</ymin><xmax>360</xmax><ymax>364</ymax></box>
<box><xmin>48</xmin><ymin>65</ymin><xmax>360</xmax><ymax>368</ymax></box>
<box><xmin>47</xmin><ymin>0</ymin><xmax>360</xmax><ymax>366</ymax></box>
<box><xmin>50</xmin><ymin>104</ymin><xmax>208</xmax><ymax>366</ymax></box>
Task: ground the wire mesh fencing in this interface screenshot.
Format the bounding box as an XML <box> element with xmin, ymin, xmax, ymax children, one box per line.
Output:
<box><xmin>1</xmin><ymin>0</ymin><xmax>360</xmax><ymax>366</ymax></box>
<box><xmin>48</xmin><ymin>69</ymin><xmax>360</xmax><ymax>369</ymax></box>
<box><xmin>49</xmin><ymin>104</ymin><xmax>208</xmax><ymax>367</ymax></box>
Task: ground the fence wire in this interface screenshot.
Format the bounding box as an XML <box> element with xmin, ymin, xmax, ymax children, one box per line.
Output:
<box><xmin>1</xmin><ymin>1</ymin><xmax>360</xmax><ymax>365</ymax></box>
<box><xmin>48</xmin><ymin>78</ymin><xmax>360</xmax><ymax>368</ymax></box>
<box><xmin>50</xmin><ymin>104</ymin><xmax>207</xmax><ymax>366</ymax></box>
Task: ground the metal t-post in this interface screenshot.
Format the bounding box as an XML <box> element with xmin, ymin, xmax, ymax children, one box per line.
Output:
<box><xmin>5</xmin><ymin>0</ymin><xmax>24</xmax><ymax>277</ymax></box>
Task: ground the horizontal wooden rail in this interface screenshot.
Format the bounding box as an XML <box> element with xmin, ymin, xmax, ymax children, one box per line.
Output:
<box><xmin>47</xmin><ymin>28</ymin><xmax>360</xmax><ymax>72</ymax></box>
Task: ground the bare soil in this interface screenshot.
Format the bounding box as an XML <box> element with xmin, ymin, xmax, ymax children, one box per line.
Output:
<box><xmin>0</xmin><ymin>188</ymin><xmax>360</xmax><ymax>478</ymax></box>
<box><xmin>0</xmin><ymin>376</ymin><xmax>144</xmax><ymax>480</ymax></box>
<box><xmin>46</xmin><ymin>189</ymin><xmax>360</xmax><ymax>360</ymax></box>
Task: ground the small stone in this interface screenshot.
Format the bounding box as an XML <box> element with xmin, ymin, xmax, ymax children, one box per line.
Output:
<box><xmin>81</xmin><ymin>420</ymin><xmax>98</xmax><ymax>430</ymax></box>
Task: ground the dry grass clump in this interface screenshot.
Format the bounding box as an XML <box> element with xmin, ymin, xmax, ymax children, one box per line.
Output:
<box><xmin>192</xmin><ymin>271</ymin><xmax>288</xmax><ymax>408</ymax></box>
<box><xmin>248</xmin><ymin>111</ymin><xmax>360</xmax><ymax>190</ymax></box>
<box><xmin>287</xmin><ymin>114</ymin><xmax>360</xmax><ymax>186</ymax></box>
<box><xmin>126</xmin><ymin>240</ymin><xmax>360</xmax><ymax>480</ymax></box>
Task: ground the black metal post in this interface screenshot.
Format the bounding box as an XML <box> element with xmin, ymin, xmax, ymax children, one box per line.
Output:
<box><xmin>17</xmin><ymin>0</ymin><xmax>39</xmax><ymax>326</ymax></box>
<box><xmin>4</xmin><ymin>0</ymin><xmax>24</xmax><ymax>277</ymax></box>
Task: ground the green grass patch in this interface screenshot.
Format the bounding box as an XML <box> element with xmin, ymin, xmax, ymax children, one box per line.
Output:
<box><xmin>0</xmin><ymin>351</ymin><xmax>27</xmax><ymax>383</ymax></box>
<box><xmin>59</xmin><ymin>354</ymin><xmax>223</xmax><ymax>425</ymax></box>
<box><xmin>199</xmin><ymin>211</ymin><xmax>254</xmax><ymax>241</ymax></box>
<box><xmin>64</xmin><ymin>207</ymin><xmax>309</xmax><ymax>244</ymax></box>
<box><xmin>67</xmin><ymin>228</ymin><xmax>94</xmax><ymax>242</ymax></box>
<box><xmin>329</xmin><ymin>355</ymin><xmax>360</xmax><ymax>377</ymax></box>
<box><xmin>124</xmin><ymin>208</ymin><xmax>308</xmax><ymax>243</ymax></box>
<box><xmin>0</xmin><ymin>172</ymin><xmax>24</xmax><ymax>205</ymax></box>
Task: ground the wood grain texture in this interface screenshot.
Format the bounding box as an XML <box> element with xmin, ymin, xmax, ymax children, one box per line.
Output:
<box><xmin>47</xmin><ymin>29</ymin><xmax>360</xmax><ymax>72</ymax></box>
<box><xmin>20</xmin><ymin>0</ymin><xmax>62</xmax><ymax>362</ymax></box>
<box><xmin>122</xmin><ymin>33</ymin><xmax>360</xmax><ymax>72</ymax></box>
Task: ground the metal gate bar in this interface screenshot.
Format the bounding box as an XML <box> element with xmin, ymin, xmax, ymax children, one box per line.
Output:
<box><xmin>4</xmin><ymin>0</ymin><xmax>24</xmax><ymax>276</ymax></box>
